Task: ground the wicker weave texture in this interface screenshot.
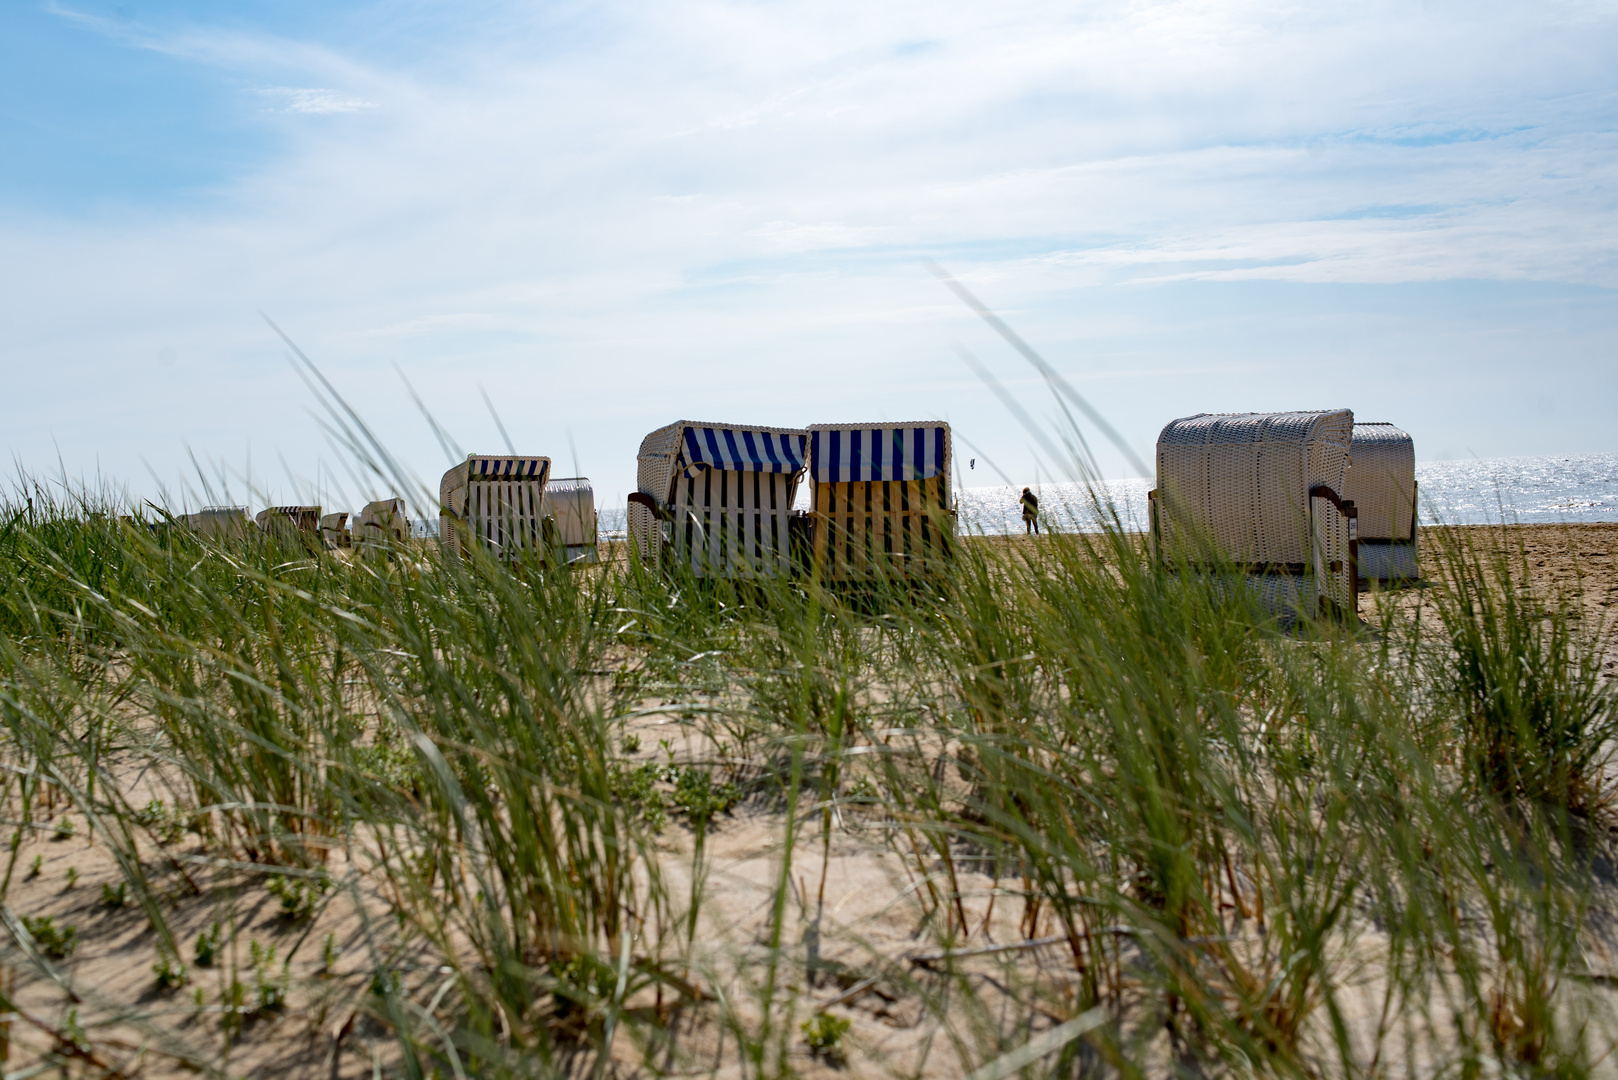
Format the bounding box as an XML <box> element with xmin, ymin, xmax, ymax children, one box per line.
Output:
<box><xmin>807</xmin><ymin>422</ymin><xmax>955</xmax><ymax>581</ymax></box>
<box><xmin>1155</xmin><ymin>410</ymin><xmax>1355</xmax><ymax>611</ymax></box>
<box><xmin>1156</xmin><ymin>410</ymin><xmax>1351</xmax><ymax>564</ymax></box>
<box><xmin>542</xmin><ymin>478</ymin><xmax>597</xmax><ymax>549</ymax></box>
<box><xmin>1344</xmin><ymin>422</ymin><xmax>1416</xmax><ymax>542</ymax></box>
<box><xmin>1358</xmin><ymin>541</ymin><xmax>1419</xmax><ymax>582</ymax></box>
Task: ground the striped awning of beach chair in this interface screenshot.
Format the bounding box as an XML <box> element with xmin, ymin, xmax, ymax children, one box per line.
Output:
<box><xmin>679</xmin><ymin>426</ymin><xmax>806</xmax><ymax>478</ymax></box>
<box><xmin>809</xmin><ymin>425</ymin><xmax>949</xmax><ymax>484</ymax></box>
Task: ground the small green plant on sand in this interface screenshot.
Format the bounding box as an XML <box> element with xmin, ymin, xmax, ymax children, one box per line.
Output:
<box><xmin>267</xmin><ymin>873</ymin><xmax>329</xmax><ymax>921</ymax></box>
<box><xmin>62</xmin><ymin>1007</ymin><xmax>88</xmax><ymax>1053</ymax></box>
<box><xmin>152</xmin><ymin>952</ymin><xmax>187</xmax><ymax>990</ymax></box>
<box><xmin>100</xmin><ymin>881</ymin><xmax>126</xmax><ymax>908</ymax></box>
<box><xmin>220</xmin><ymin>978</ymin><xmax>247</xmax><ymax>1035</ymax></box>
<box><xmin>670</xmin><ymin>767</ymin><xmax>740</xmax><ymax>826</ymax></box>
<box><xmin>51</xmin><ymin>818</ymin><xmax>74</xmax><ymax>841</ymax></box>
<box><xmin>802</xmin><ymin>1013</ymin><xmax>851</xmax><ymax>1056</ymax></box>
<box><xmin>320</xmin><ymin>932</ymin><xmax>340</xmax><ymax>974</ymax></box>
<box><xmin>21</xmin><ymin>915</ymin><xmax>77</xmax><ymax>959</ymax></box>
<box><xmin>620</xmin><ymin>732</ymin><xmax>641</xmax><ymax>754</ymax></box>
<box><xmin>194</xmin><ymin>922</ymin><xmax>223</xmax><ymax>968</ymax></box>
<box><xmin>133</xmin><ymin>799</ymin><xmax>189</xmax><ymax>845</ymax></box>
<box><xmin>25</xmin><ymin>855</ymin><xmax>41</xmax><ymax>879</ymax></box>
<box><xmin>250</xmin><ymin>940</ymin><xmax>286</xmax><ymax>1012</ymax></box>
<box><xmin>63</xmin><ymin>866</ymin><xmax>77</xmax><ymax>889</ymax></box>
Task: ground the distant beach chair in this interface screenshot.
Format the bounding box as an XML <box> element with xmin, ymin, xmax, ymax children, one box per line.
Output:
<box><xmin>1343</xmin><ymin>422</ymin><xmax>1418</xmax><ymax>584</ymax></box>
<box><xmin>182</xmin><ymin>506</ymin><xmax>251</xmax><ymax>540</ymax></box>
<box><xmin>806</xmin><ymin>422</ymin><xmax>956</xmax><ymax>582</ymax></box>
<box><xmin>1150</xmin><ymin>410</ymin><xmax>1357</xmax><ymax>619</ymax></box>
<box><xmin>319</xmin><ymin>512</ymin><xmax>351</xmax><ymax>549</ymax></box>
<box><xmin>629</xmin><ymin>421</ymin><xmax>808</xmax><ymax>577</ymax></box>
<box><xmin>543</xmin><ymin>477</ymin><xmax>600</xmax><ymax>565</ymax></box>
<box><xmin>439</xmin><ymin>455</ymin><xmax>551</xmax><ymax>562</ymax></box>
<box><xmin>256</xmin><ymin>506</ymin><xmax>323</xmax><ymax>551</ymax></box>
<box><xmin>356</xmin><ymin>498</ymin><xmax>410</xmax><ymax>548</ymax></box>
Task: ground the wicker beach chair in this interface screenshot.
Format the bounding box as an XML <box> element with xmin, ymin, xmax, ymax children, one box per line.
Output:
<box><xmin>543</xmin><ymin>478</ymin><xmax>599</xmax><ymax>565</ymax></box>
<box><xmin>629</xmin><ymin>421</ymin><xmax>807</xmax><ymax>577</ymax></box>
<box><xmin>439</xmin><ymin>455</ymin><xmax>551</xmax><ymax>562</ymax></box>
<box><xmin>1150</xmin><ymin>410</ymin><xmax>1357</xmax><ymax>619</ymax></box>
<box><xmin>319</xmin><ymin>512</ymin><xmax>351</xmax><ymax>549</ymax></box>
<box><xmin>806</xmin><ymin>422</ymin><xmax>955</xmax><ymax>582</ymax></box>
<box><xmin>356</xmin><ymin>498</ymin><xmax>410</xmax><ymax>548</ymax></box>
<box><xmin>182</xmin><ymin>506</ymin><xmax>251</xmax><ymax>540</ymax></box>
<box><xmin>256</xmin><ymin>506</ymin><xmax>323</xmax><ymax>552</ymax></box>
<box><xmin>1343</xmin><ymin>422</ymin><xmax>1418</xmax><ymax>584</ymax></box>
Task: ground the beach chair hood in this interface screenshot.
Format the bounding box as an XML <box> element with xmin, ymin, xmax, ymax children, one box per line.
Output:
<box><xmin>1154</xmin><ymin>409</ymin><xmax>1356</xmax><ymax>617</ymax></box>
<box><xmin>1345</xmin><ymin>423</ymin><xmax>1416</xmax><ymax>542</ymax></box>
<box><xmin>637</xmin><ymin>421</ymin><xmax>807</xmax><ymax>507</ymax></box>
<box><xmin>808</xmin><ymin>423</ymin><xmax>950</xmax><ymax>484</ymax></box>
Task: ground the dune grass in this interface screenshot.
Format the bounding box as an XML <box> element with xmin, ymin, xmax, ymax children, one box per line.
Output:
<box><xmin>0</xmin><ymin>467</ymin><xmax>1613</xmax><ymax>1078</ymax></box>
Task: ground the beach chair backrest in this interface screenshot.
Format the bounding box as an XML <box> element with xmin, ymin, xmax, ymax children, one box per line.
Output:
<box><xmin>183</xmin><ymin>506</ymin><xmax>251</xmax><ymax>540</ymax></box>
<box><xmin>807</xmin><ymin>422</ymin><xmax>954</xmax><ymax>581</ymax></box>
<box><xmin>1343</xmin><ymin>422</ymin><xmax>1418</xmax><ymax>582</ymax></box>
<box><xmin>319</xmin><ymin>512</ymin><xmax>350</xmax><ymax>549</ymax></box>
<box><xmin>357</xmin><ymin>498</ymin><xmax>410</xmax><ymax>546</ymax></box>
<box><xmin>1153</xmin><ymin>410</ymin><xmax>1355</xmax><ymax>615</ymax></box>
<box><xmin>542</xmin><ymin>478</ymin><xmax>599</xmax><ymax>564</ymax></box>
<box><xmin>256</xmin><ymin>506</ymin><xmax>322</xmax><ymax>552</ymax></box>
<box><xmin>439</xmin><ymin>455</ymin><xmax>551</xmax><ymax>561</ymax></box>
<box><xmin>1344</xmin><ymin>423</ymin><xmax>1416</xmax><ymax>543</ymax></box>
<box><xmin>631</xmin><ymin>421</ymin><xmax>807</xmax><ymax>577</ymax></box>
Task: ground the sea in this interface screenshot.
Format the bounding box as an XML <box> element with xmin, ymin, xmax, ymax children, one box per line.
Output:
<box><xmin>593</xmin><ymin>453</ymin><xmax>1618</xmax><ymax>537</ymax></box>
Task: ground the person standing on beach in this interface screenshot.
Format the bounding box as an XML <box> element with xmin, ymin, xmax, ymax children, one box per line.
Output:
<box><xmin>1020</xmin><ymin>487</ymin><xmax>1039</xmax><ymax>535</ymax></box>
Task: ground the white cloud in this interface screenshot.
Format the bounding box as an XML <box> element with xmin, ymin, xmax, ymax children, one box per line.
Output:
<box><xmin>256</xmin><ymin>88</ymin><xmax>378</xmax><ymax>115</ymax></box>
<box><xmin>5</xmin><ymin>0</ymin><xmax>1618</xmax><ymax>505</ymax></box>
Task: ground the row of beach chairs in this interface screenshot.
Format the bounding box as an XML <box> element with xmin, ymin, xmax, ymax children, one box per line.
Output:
<box><xmin>178</xmin><ymin>499</ymin><xmax>414</xmax><ymax>550</ymax></box>
<box><xmin>171</xmin><ymin>411</ymin><xmax>1416</xmax><ymax>624</ymax></box>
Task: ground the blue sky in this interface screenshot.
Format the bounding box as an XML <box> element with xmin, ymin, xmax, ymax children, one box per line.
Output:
<box><xmin>2</xmin><ymin>0</ymin><xmax>1616</xmax><ymax>513</ymax></box>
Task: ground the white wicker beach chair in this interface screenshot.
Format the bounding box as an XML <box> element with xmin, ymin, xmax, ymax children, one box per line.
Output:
<box><xmin>542</xmin><ymin>478</ymin><xmax>599</xmax><ymax>565</ymax></box>
<box><xmin>256</xmin><ymin>506</ymin><xmax>323</xmax><ymax>550</ymax></box>
<box><xmin>319</xmin><ymin>512</ymin><xmax>351</xmax><ymax>549</ymax></box>
<box><xmin>629</xmin><ymin>421</ymin><xmax>807</xmax><ymax>577</ymax></box>
<box><xmin>1150</xmin><ymin>410</ymin><xmax>1357</xmax><ymax>619</ymax></box>
<box><xmin>439</xmin><ymin>455</ymin><xmax>551</xmax><ymax>562</ymax></box>
<box><xmin>1343</xmin><ymin>422</ymin><xmax>1418</xmax><ymax>583</ymax></box>
<box><xmin>356</xmin><ymin>498</ymin><xmax>410</xmax><ymax>548</ymax></box>
<box><xmin>806</xmin><ymin>422</ymin><xmax>955</xmax><ymax>582</ymax></box>
<box><xmin>182</xmin><ymin>506</ymin><xmax>251</xmax><ymax>540</ymax></box>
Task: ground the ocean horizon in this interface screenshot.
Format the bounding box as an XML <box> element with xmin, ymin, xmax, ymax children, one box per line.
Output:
<box><xmin>593</xmin><ymin>452</ymin><xmax>1618</xmax><ymax>537</ymax></box>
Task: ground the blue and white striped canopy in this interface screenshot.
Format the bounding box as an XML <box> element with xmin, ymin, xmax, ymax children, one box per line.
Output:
<box><xmin>810</xmin><ymin>426</ymin><xmax>948</xmax><ymax>484</ymax></box>
<box><xmin>680</xmin><ymin>426</ymin><xmax>807</xmax><ymax>478</ymax></box>
<box><xmin>469</xmin><ymin>456</ymin><xmax>548</xmax><ymax>479</ymax></box>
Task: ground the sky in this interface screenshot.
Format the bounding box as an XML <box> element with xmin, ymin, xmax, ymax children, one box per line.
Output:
<box><xmin>2</xmin><ymin>0</ymin><xmax>1616</xmax><ymax>515</ymax></box>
